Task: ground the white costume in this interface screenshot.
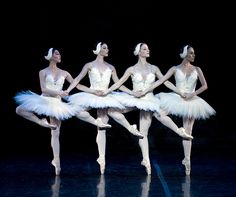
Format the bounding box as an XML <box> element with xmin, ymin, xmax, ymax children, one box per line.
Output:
<box><xmin>156</xmin><ymin>67</ymin><xmax>216</xmax><ymax>119</ymax></box>
<box><xmin>113</xmin><ymin>69</ymin><xmax>160</xmax><ymax>113</ymax></box>
<box><xmin>68</xmin><ymin>66</ymin><xmax>124</xmax><ymax>109</ymax></box>
<box><xmin>14</xmin><ymin>74</ymin><xmax>79</xmax><ymax>120</ymax></box>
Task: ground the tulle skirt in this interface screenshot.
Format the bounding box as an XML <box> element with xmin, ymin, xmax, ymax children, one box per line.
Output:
<box><xmin>112</xmin><ymin>92</ymin><xmax>160</xmax><ymax>113</ymax></box>
<box><xmin>156</xmin><ymin>92</ymin><xmax>216</xmax><ymax>119</ymax></box>
<box><xmin>67</xmin><ymin>91</ymin><xmax>125</xmax><ymax>109</ymax></box>
<box><xmin>14</xmin><ymin>90</ymin><xmax>80</xmax><ymax>120</ymax></box>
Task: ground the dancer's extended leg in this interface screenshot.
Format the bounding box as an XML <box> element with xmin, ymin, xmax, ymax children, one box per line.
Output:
<box><xmin>108</xmin><ymin>109</ymin><xmax>143</xmax><ymax>138</ymax></box>
<box><xmin>76</xmin><ymin>110</ymin><xmax>111</xmax><ymax>128</ymax></box>
<box><xmin>16</xmin><ymin>106</ymin><xmax>56</xmax><ymax>129</ymax></box>
<box><xmin>153</xmin><ymin>110</ymin><xmax>193</xmax><ymax>139</ymax></box>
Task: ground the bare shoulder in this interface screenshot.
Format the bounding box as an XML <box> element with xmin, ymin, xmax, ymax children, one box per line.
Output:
<box><xmin>174</xmin><ymin>65</ymin><xmax>180</xmax><ymax>69</ymax></box>
<box><xmin>194</xmin><ymin>65</ymin><xmax>201</xmax><ymax>70</ymax></box>
<box><xmin>81</xmin><ymin>62</ymin><xmax>92</xmax><ymax>70</ymax></box>
<box><xmin>105</xmin><ymin>61</ymin><xmax>114</xmax><ymax>68</ymax></box>
<box><xmin>126</xmin><ymin>65</ymin><xmax>135</xmax><ymax>74</ymax></box>
<box><xmin>150</xmin><ymin>64</ymin><xmax>159</xmax><ymax>71</ymax></box>
<box><xmin>39</xmin><ymin>67</ymin><xmax>47</xmax><ymax>75</ymax></box>
<box><xmin>194</xmin><ymin>66</ymin><xmax>203</xmax><ymax>74</ymax></box>
<box><xmin>169</xmin><ymin>65</ymin><xmax>178</xmax><ymax>71</ymax></box>
<box><xmin>60</xmin><ymin>68</ymin><xmax>71</xmax><ymax>76</ymax></box>
<box><xmin>102</xmin><ymin>61</ymin><xmax>112</xmax><ymax>69</ymax></box>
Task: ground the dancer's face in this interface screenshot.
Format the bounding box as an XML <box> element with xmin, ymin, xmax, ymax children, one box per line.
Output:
<box><xmin>139</xmin><ymin>44</ymin><xmax>150</xmax><ymax>58</ymax></box>
<box><xmin>52</xmin><ymin>50</ymin><xmax>61</xmax><ymax>63</ymax></box>
<box><xmin>100</xmin><ymin>44</ymin><xmax>109</xmax><ymax>57</ymax></box>
<box><xmin>186</xmin><ymin>47</ymin><xmax>195</xmax><ymax>62</ymax></box>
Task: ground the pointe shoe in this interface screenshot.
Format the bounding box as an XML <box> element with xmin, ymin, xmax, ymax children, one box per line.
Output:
<box><xmin>97</xmin><ymin>158</ymin><xmax>105</xmax><ymax>175</ymax></box>
<box><xmin>41</xmin><ymin>118</ymin><xmax>57</xmax><ymax>130</ymax></box>
<box><xmin>96</xmin><ymin>118</ymin><xmax>112</xmax><ymax>128</ymax></box>
<box><xmin>182</xmin><ymin>158</ymin><xmax>191</xmax><ymax>176</ymax></box>
<box><xmin>141</xmin><ymin>160</ymin><xmax>151</xmax><ymax>175</ymax></box>
<box><xmin>51</xmin><ymin>159</ymin><xmax>61</xmax><ymax>176</ymax></box>
<box><xmin>129</xmin><ymin>124</ymin><xmax>144</xmax><ymax>139</ymax></box>
<box><xmin>177</xmin><ymin>128</ymin><xmax>193</xmax><ymax>140</ymax></box>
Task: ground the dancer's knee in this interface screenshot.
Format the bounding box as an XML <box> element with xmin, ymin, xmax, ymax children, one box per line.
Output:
<box><xmin>98</xmin><ymin>115</ymin><xmax>109</xmax><ymax>124</ymax></box>
<box><xmin>76</xmin><ymin>111</ymin><xmax>88</xmax><ymax>118</ymax></box>
<box><xmin>184</xmin><ymin>126</ymin><xmax>192</xmax><ymax>135</ymax></box>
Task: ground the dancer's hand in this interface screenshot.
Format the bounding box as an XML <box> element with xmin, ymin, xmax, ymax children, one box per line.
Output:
<box><xmin>59</xmin><ymin>90</ymin><xmax>68</xmax><ymax>97</ymax></box>
<box><xmin>140</xmin><ymin>88</ymin><xmax>152</xmax><ymax>97</ymax></box>
<box><xmin>180</xmin><ymin>92</ymin><xmax>186</xmax><ymax>99</ymax></box>
<box><xmin>64</xmin><ymin>90</ymin><xmax>69</xmax><ymax>96</ymax></box>
<box><xmin>132</xmin><ymin>91</ymin><xmax>143</xmax><ymax>98</ymax></box>
<box><xmin>182</xmin><ymin>92</ymin><xmax>194</xmax><ymax>100</ymax></box>
<box><xmin>94</xmin><ymin>90</ymin><xmax>104</xmax><ymax>96</ymax></box>
<box><xmin>102</xmin><ymin>89</ymin><xmax>110</xmax><ymax>96</ymax></box>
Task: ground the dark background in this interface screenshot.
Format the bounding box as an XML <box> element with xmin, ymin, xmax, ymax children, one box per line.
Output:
<box><xmin>1</xmin><ymin>1</ymin><xmax>235</xmax><ymax>158</ymax></box>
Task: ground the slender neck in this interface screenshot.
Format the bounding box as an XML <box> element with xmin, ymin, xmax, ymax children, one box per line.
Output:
<box><xmin>138</xmin><ymin>56</ymin><xmax>148</xmax><ymax>66</ymax></box>
<box><xmin>181</xmin><ymin>59</ymin><xmax>191</xmax><ymax>67</ymax></box>
<box><xmin>48</xmin><ymin>61</ymin><xmax>58</xmax><ymax>70</ymax></box>
<box><xmin>95</xmin><ymin>55</ymin><xmax>105</xmax><ymax>64</ymax></box>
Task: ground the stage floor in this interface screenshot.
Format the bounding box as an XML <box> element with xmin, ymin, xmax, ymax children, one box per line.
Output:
<box><xmin>1</xmin><ymin>148</ymin><xmax>235</xmax><ymax>197</ymax></box>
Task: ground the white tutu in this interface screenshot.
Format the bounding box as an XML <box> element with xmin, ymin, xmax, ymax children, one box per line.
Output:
<box><xmin>14</xmin><ymin>90</ymin><xmax>81</xmax><ymax>120</ymax></box>
<box><xmin>112</xmin><ymin>92</ymin><xmax>160</xmax><ymax>113</ymax></box>
<box><xmin>67</xmin><ymin>91</ymin><xmax>125</xmax><ymax>109</ymax></box>
<box><xmin>156</xmin><ymin>92</ymin><xmax>216</xmax><ymax>119</ymax></box>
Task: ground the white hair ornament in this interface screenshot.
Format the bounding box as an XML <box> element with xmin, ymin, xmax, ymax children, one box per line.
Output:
<box><xmin>44</xmin><ymin>48</ymin><xmax>53</xmax><ymax>60</ymax></box>
<box><xmin>179</xmin><ymin>45</ymin><xmax>189</xmax><ymax>59</ymax></box>
<box><xmin>93</xmin><ymin>42</ymin><xmax>102</xmax><ymax>55</ymax></box>
<box><xmin>134</xmin><ymin>43</ymin><xmax>142</xmax><ymax>56</ymax></box>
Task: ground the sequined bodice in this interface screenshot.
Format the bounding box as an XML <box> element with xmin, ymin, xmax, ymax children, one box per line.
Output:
<box><xmin>45</xmin><ymin>75</ymin><xmax>65</xmax><ymax>91</ymax></box>
<box><xmin>89</xmin><ymin>67</ymin><xmax>112</xmax><ymax>91</ymax></box>
<box><xmin>175</xmin><ymin>67</ymin><xmax>198</xmax><ymax>93</ymax></box>
<box><xmin>132</xmin><ymin>72</ymin><xmax>156</xmax><ymax>91</ymax></box>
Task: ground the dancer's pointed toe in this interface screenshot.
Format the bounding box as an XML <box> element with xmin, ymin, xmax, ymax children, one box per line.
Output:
<box><xmin>129</xmin><ymin>124</ymin><xmax>144</xmax><ymax>139</ymax></box>
<box><xmin>96</xmin><ymin>118</ymin><xmax>111</xmax><ymax>128</ymax></box>
<box><xmin>51</xmin><ymin>159</ymin><xmax>61</xmax><ymax>176</ymax></box>
<box><xmin>182</xmin><ymin>158</ymin><xmax>191</xmax><ymax>176</ymax></box>
<box><xmin>41</xmin><ymin>118</ymin><xmax>57</xmax><ymax>130</ymax></box>
<box><xmin>97</xmin><ymin>158</ymin><xmax>105</xmax><ymax>175</ymax></box>
<box><xmin>141</xmin><ymin>160</ymin><xmax>151</xmax><ymax>175</ymax></box>
<box><xmin>178</xmin><ymin>128</ymin><xmax>193</xmax><ymax>140</ymax></box>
